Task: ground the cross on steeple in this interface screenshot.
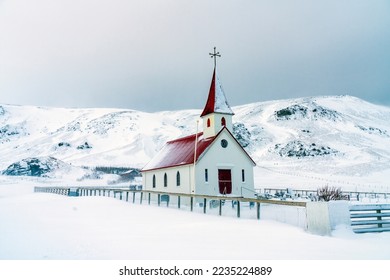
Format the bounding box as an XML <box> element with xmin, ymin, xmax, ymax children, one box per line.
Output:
<box><xmin>209</xmin><ymin>47</ymin><xmax>221</xmax><ymax>68</ymax></box>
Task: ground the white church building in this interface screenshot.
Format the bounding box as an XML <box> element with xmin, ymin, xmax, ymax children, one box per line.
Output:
<box><xmin>141</xmin><ymin>50</ymin><xmax>256</xmax><ymax>199</ymax></box>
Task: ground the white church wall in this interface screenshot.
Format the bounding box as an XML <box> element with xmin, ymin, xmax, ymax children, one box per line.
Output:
<box><xmin>195</xmin><ymin>129</ymin><xmax>255</xmax><ymax>198</ymax></box>
<box><xmin>142</xmin><ymin>165</ymin><xmax>193</xmax><ymax>193</ymax></box>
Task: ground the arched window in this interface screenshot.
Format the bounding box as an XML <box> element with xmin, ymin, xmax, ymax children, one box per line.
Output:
<box><xmin>164</xmin><ymin>173</ymin><xmax>168</xmax><ymax>187</ymax></box>
<box><xmin>152</xmin><ymin>174</ymin><xmax>156</xmax><ymax>188</ymax></box>
<box><xmin>221</xmin><ymin>117</ymin><xmax>226</xmax><ymax>126</ymax></box>
<box><xmin>207</xmin><ymin>118</ymin><xmax>211</xmax><ymax>127</ymax></box>
<box><xmin>176</xmin><ymin>171</ymin><xmax>180</xmax><ymax>186</ymax></box>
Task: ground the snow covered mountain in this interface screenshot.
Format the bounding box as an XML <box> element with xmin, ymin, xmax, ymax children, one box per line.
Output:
<box><xmin>1</xmin><ymin>95</ymin><xmax>390</xmax><ymax>190</ymax></box>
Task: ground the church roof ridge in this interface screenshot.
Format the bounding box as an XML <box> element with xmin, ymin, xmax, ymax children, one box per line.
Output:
<box><xmin>166</xmin><ymin>132</ymin><xmax>203</xmax><ymax>143</ymax></box>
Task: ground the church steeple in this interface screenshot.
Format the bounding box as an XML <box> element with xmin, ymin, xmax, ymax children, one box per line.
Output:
<box><xmin>201</xmin><ymin>48</ymin><xmax>234</xmax><ymax>139</ymax></box>
<box><xmin>200</xmin><ymin>66</ymin><xmax>234</xmax><ymax>118</ymax></box>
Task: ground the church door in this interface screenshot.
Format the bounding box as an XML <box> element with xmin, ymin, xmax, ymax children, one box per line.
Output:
<box><xmin>218</xmin><ymin>169</ymin><xmax>232</xmax><ymax>194</ymax></box>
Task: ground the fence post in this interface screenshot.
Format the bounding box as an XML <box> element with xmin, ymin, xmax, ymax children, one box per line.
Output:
<box><xmin>158</xmin><ymin>194</ymin><xmax>161</xmax><ymax>206</ymax></box>
<box><xmin>237</xmin><ymin>200</ymin><xmax>241</xmax><ymax>218</ymax></box>
<box><xmin>126</xmin><ymin>192</ymin><xmax>129</xmax><ymax>202</ymax></box>
<box><xmin>256</xmin><ymin>202</ymin><xmax>260</xmax><ymax>220</ymax></box>
<box><xmin>178</xmin><ymin>196</ymin><xmax>181</xmax><ymax>209</ymax></box>
<box><xmin>219</xmin><ymin>200</ymin><xmax>222</xmax><ymax>216</ymax></box>
<box><xmin>190</xmin><ymin>197</ymin><xmax>194</xmax><ymax>212</ymax></box>
<box><xmin>133</xmin><ymin>192</ymin><xmax>136</xmax><ymax>203</ymax></box>
<box><xmin>120</xmin><ymin>192</ymin><xmax>123</xmax><ymax>200</ymax></box>
<box><xmin>377</xmin><ymin>209</ymin><xmax>382</xmax><ymax>228</ymax></box>
<box><xmin>203</xmin><ymin>198</ymin><xmax>207</xmax><ymax>214</ymax></box>
<box><xmin>148</xmin><ymin>193</ymin><xmax>151</xmax><ymax>205</ymax></box>
<box><xmin>140</xmin><ymin>192</ymin><xmax>143</xmax><ymax>204</ymax></box>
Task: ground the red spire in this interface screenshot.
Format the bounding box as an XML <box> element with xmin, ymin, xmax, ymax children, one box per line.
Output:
<box><xmin>200</xmin><ymin>67</ymin><xmax>234</xmax><ymax>117</ymax></box>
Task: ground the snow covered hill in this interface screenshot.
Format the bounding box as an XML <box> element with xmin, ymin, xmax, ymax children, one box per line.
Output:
<box><xmin>1</xmin><ymin>95</ymin><xmax>390</xmax><ymax>190</ymax></box>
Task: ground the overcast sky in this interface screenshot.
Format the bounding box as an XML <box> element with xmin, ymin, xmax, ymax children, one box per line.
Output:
<box><xmin>1</xmin><ymin>0</ymin><xmax>389</xmax><ymax>112</ymax></box>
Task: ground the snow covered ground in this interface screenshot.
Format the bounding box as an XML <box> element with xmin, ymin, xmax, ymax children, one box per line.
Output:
<box><xmin>1</xmin><ymin>176</ymin><xmax>390</xmax><ymax>260</ymax></box>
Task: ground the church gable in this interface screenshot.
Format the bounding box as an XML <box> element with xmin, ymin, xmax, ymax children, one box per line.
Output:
<box><xmin>197</xmin><ymin>127</ymin><xmax>256</xmax><ymax>166</ymax></box>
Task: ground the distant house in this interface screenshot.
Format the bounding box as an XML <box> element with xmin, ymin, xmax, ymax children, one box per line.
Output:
<box><xmin>119</xmin><ymin>169</ymin><xmax>140</xmax><ymax>181</ymax></box>
<box><xmin>141</xmin><ymin>62</ymin><xmax>256</xmax><ymax>199</ymax></box>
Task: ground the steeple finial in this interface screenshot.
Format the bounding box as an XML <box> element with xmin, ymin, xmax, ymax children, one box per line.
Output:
<box><xmin>209</xmin><ymin>47</ymin><xmax>221</xmax><ymax>68</ymax></box>
<box><xmin>200</xmin><ymin>48</ymin><xmax>234</xmax><ymax>118</ymax></box>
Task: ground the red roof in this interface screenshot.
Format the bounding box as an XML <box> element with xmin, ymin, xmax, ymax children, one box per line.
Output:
<box><xmin>141</xmin><ymin>128</ymin><xmax>256</xmax><ymax>172</ymax></box>
<box><xmin>200</xmin><ymin>67</ymin><xmax>234</xmax><ymax>117</ymax></box>
<box><xmin>141</xmin><ymin>132</ymin><xmax>215</xmax><ymax>172</ymax></box>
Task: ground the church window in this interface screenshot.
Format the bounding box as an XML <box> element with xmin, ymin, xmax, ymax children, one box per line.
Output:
<box><xmin>205</xmin><ymin>169</ymin><xmax>208</xmax><ymax>182</ymax></box>
<box><xmin>221</xmin><ymin>117</ymin><xmax>226</xmax><ymax>126</ymax></box>
<box><xmin>207</xmin><ymin>118</ymin><xmax>211</xmax><ymax>127</ymax></box>
<box><xmin>221</xmin><ymin>139</ymin><xmax>228</xmax><ymax>148</ymax></box>
<box><xmin>164</xmin><ymin>173</ymin><xmax>168</xmax><ymax>187</ymax></box>
<box><xmin>176</xmin><ymin>171</ymin><xmax>181</xmax><ymax>186</ymax></box>
<box><xmin>242</xmin><ymin>169</ymin><xmax>245</xmax><ymax>182</ymax></box>
<box><xmin>152</xmin><ymin>175</ymin><xmax>156</xmax><ymax>188</ymax></box>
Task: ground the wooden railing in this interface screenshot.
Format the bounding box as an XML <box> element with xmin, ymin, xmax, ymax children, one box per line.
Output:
<box><xmin>34</xmin><ymin>186</ymin><xmax>307</xmax><ymax>220</ymax></box>
<box><xmin>349</xmin><ymin>204</ymin><xmax>390</xmax><ymax>233</ymax></box>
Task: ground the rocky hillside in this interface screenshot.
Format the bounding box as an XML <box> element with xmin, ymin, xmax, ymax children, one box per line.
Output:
<box><xmin>1</xmin><ymin>96</ymin><xmax>390</xmax><ymax>186</ymax></box>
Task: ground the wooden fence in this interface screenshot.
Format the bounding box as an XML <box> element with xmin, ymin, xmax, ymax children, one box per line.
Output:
<box><xmin>350</xmin><ymin>204</ymin><xmax>390</xmax><ymax>233</ymax></box>
<box><xmin>34</xmin><ymin>186</ymin><xmax>306</xmax><ymax>220</ymax></box>
<box><xmin>34</xmin><ymin>186</ymin><xmax>390</xmax><ymax>234</ymax></box>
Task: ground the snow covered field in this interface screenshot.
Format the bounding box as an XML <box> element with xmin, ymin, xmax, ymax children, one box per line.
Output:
<box><xmin>1</xmin><ymin>177</ymin><xmax>390</xmax><ymax>260</ymax></box>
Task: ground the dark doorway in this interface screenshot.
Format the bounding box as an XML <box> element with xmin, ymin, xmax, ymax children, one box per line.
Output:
<box><xmin>218</xmin><ymin>169</ymin><xmax>232</xmax><ymax>194</ymax></box>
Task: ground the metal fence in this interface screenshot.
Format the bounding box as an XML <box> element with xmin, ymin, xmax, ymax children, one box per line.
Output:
<box><xmin>350</xmin><ymin>204</ymin><xmax>390</xmax><ymax>233</ymax></box>
<box><xmin>262</xmin><ymin>187</ymin><xmax>390</xmax><ymax>202</ymax></box>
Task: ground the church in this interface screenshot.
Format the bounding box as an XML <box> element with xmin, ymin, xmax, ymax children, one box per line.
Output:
<box><xmin>141</xmin><ymin>49</ymin><xmax>256</xmax><ymax>199</ymax></box>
